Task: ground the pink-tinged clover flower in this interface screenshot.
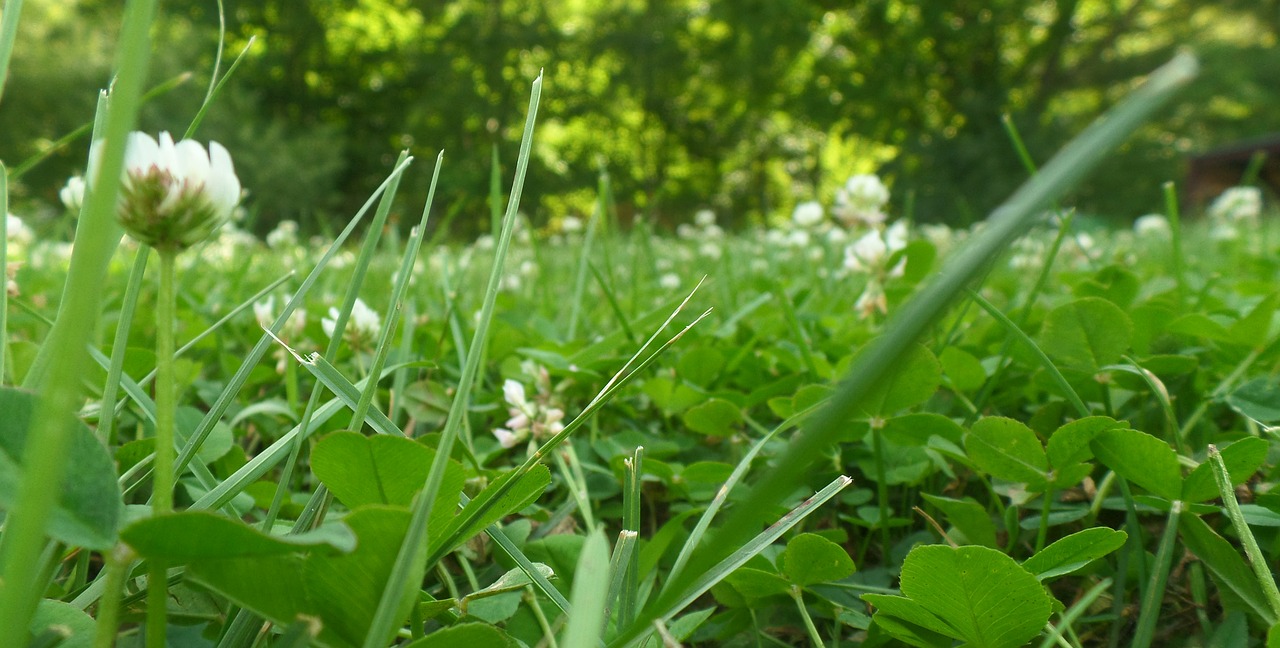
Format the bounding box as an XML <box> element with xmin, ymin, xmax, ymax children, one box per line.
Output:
<box><xmin>112</xmin><ymin>131</ymin><xmax>241</xmax><ymax>250</ymax></box>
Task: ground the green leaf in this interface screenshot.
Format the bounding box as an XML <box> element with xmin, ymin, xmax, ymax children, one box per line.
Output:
<box><xmin>1021</xmin><ymin>527</ymin><xmax>1127</xmax><ymax>580</ymax></box>
<box><xmin>783</xmin><ymin>533</ymin><xmax>855</xmax><ymax>586</ymax></box>
<box><xmin>1229</xmin><ymin>294</ymin><xmax>1278</xmax><ymax>343</ymax></box>
<box><xmin>1183</xmin><ymin>437</ymin><xmax>1270</xmax><ymax>503</ymax></box>
<box><xmin>401</xmin><ymin>623</ymin><xmax>516</xmax><ymax>648</ymax></box>
<box><xmin>861</xmin><ymin>594</ymin><xmax>954</xmax><ymax>648</ymax></box>
<box><xmin>1227</xmin><ymin>377</ymin><xmax>1280</xmax><ymax>425</ymax></box>
<box><xmin>1046</xmin><ymin>416</ymin><xmax>1122</xmax><ymax>467</ymax></box>
<box><xmin>189</xmin><ymin>506</ymin><xmax>415</xmax><ymax>648</ymax></box>
<box><xmin>898</xmin><ymin>544</ymin><xmax>1053</xmax><ymax>648</ymax></box>
<box><xmin>883</xmin><ymin>413</ymin><xmax>965</xmax><ymax>446</ymax></box>
<box><xmin>1090</xmin><ymin>428</ymin><xmax>1183</xmax><ymax>501</ymax></box>
<box><xmin>0</xmin><ymin>387</ymin><xmax>121</xmax><ymax>549</ymax></box>
<box><xmin>431</xmin><ymin>464</ymin><xmax>550</xmax><ymax>562</ymax></box>
<box><xmin>312</xmin><ymin>431</ymin><xmax>466</xmax><ymax>537</ymax></box>
<box><xmin>31</xmin><ymin>599</ymin><xmax>95</xmax><ymax>648</ymax></box>
<box><xmin>677</xmin><ymin>347</ymin><xmax>724</xmax><ymax>386</ymax></box>
<box><xmin>175</xmin><ymin>405</ymin><xmax>233</xmax><ymax>465</ymax></box>
<box><xmin>1180</xmin><ymin>513</ymin><xmax>1278</xmax><ymax>625</ymax></box>
<box><xmin>939</xmin><ymin>347</ymin><xmax>986</xmax><ymax>392</ymax></box>
<box><xmin>964</xmin><ymin>416</ymin><xmax>1048</xmax><ymax>489</ymax></box>
<box><xmin>1039</xmin><ymin>297</ymin><xmax>1133</xmax><ymax>371</ymax></box>
<box><xmin>122</xmin><ymin>510</ymin><xmax>356</xmax><ymax>560</ymax></box>
<box><xmin>920</xmin><ymin>494</ymin><xmax>997</xmax><ymax>548</ymax></box>
<box><xmin>724</xmin><ymin>567</ymin><xmax>792</xmax><ymax>602</ymax></box>
<box><xmin>859</xmin><ymin>344</ymin><xmax>942</xmax><ymax>416</ymax></box>
<box><xmin>681</xmin><ymin>398</ymin><xmax>743</xmax><ymax>436</ymax></box>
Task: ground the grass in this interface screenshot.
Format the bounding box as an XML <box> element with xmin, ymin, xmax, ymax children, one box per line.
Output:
<box><xmin>8</xmin><ymin>4</ymin><xmax>1280</xmax><ymax>647</ymax></box>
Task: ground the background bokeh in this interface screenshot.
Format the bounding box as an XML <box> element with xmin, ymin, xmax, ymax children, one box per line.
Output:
<box><xmin>3</xmin><ymin>0</ymin><xmax>1277</xmax><ymax>235</ymax></box>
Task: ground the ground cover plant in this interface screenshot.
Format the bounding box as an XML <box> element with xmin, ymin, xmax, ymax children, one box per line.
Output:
<box><xmin>4</xmin><ymin>3</ymin><xmax>1280</xmax><ymax>648</ymax></box>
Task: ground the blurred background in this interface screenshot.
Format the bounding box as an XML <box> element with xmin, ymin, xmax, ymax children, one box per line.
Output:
<box><xmin>3</xmin><ymin>0</ymin><xmax>1277</xmax><ymax>236</ymax></box>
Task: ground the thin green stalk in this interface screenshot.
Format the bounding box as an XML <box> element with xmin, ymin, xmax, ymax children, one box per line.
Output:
<box><xmin>363</xmin><ymin>74</ymin><xmax>542</xmax><ymax>647</ymax></box>
<box><xmin>613</xmin><ymin>53</ymin><xmax>1197</xmax><ymax>648</ymax></box>
<box><xmin>0</xmin><ymin>0</ymin><xmax>158</xmax><ymax>638</ymax></box>
<box><xmin>1036</xmin><ymin>487</ymin><xmax>1053</xmax><ymax>554</ymax></box>
<box><xmin>92</xmin><ymin>545</ymin><xmax>134</xmax><ymax>648</ymax></box>
<box><xmin>620</xmin><ymin>446</ymin><xmax>644</xmax><ymax>629</ymax></box>
<box><xmin>1130</xmin><ymin>501</ymin><xmax>1182</xmax><ymax>648</ymax></box>
<box><xmin>871</xmin><ymin>426</ymin><xmax>891</xmax><ymax>558</ymax></box>
<box><xmin>790</xmin><ymin>587</ymin><xmax>826</xmax><ymax>648</ymax></box>
<box><xmin>1162</xmin><ymin>182</ymin><xmax>1186</xmax><ymax>308</ymax></box>
<box><xmin>98</xmin><ymin>247</ymin><xmax>149</xmax><ymax>443</ymax></box>
<box><xmin>146</xmin><ymin>248</ymin><xmax>178</xmax><ymax>647</ymax></box>
<box><xmin>567</xmin><ymin>196</ymin><xmax>602</xmax><ymax>340</ymax></box>
<box><xmin>0</xmin><ymin>163</ymin><xmax>7</xmax><ymax>385</ymax></box>
<box><xmin>0</xmin><ymin>0</ymin><xmax>25</xmax><ymax>104</ymax></box>
<box><xmin>1209</xmin><ymin>445</ymin><xmax>1280</xmax><ymax>617</ymax></box>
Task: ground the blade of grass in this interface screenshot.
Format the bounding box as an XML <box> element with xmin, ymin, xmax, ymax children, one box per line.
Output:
<box><xmin>1</xmin><ymin>162</ymin><xmax>7</xmax><ymax>384</ymax></box>
<box><xmin>589</xmin><ymin>262</ymin><xmax>638</xmax><ymax>345</ymax></box>
<box><xmin>567</xmin><ymin>196</ymin><xmax>603</xmax><ymax>340</ymax></box>
<box><xmin>605</xmin><ymin>530</ymin><xmax>640</xmax><ymax>625</ymax></box>
<box><xmin>619</xmin><ymin>446</ymin><xmax>644</xmax><ymax>629</ymax></box>
<box><xmin>352</xmin><ymin>152</ymin><xmax>442</xmax><ymax>433</ymax></box>
<box><xmin>562</xmin><ymin>530</ymin><xmax>610</xmax><ymax>648</ymax></box>
<box><xmin>1130</xmin><ymin>501</ymin><xmax>1182</xmax><ymax>648</ymax></box>
<box><xmin>363</xmin><ymin>72</ymin><xmax>543</xmax><ymax>647</ymax></box>
<box><xmin>1208</xmin><ymin>445</ymin><xmax>1280</xmax><ymax>617</ymax></box>
<box><xmin>1037</xmin><ymin>577</ymin><xmax>1112</xmax><ymax>648</ymax></box>
<box><xmin>183</xmin><ymin>35</ymin><xmax>255</xmax><ymax>139</ymax></box>
<box><xmin>966</xmin><ymin>289</ymin><xmax>1089</xmax><ymax>417</ymax></box>
<box><xmin>612</xmin><ymin>476</ymin><xmax>852</xmax><ymax>648</ymax></box>
<box><xmin>96</xmin><ymin>247</ymin><xmax>149</xmax><ymax>443</ymax></box>
<box><xmin>0</xmin><ymin>0</ymin><xmax>159</xmax><ymax>637</ymax></box>
<box><xmin>615</xmin><ymin>52</ymin><xmax>1198</xmax><ymax>648</ymax></box>
<box><xmin>0</xmin><ymin>0</ymin><xmax>24</xmax><ymax>103</ymax></box>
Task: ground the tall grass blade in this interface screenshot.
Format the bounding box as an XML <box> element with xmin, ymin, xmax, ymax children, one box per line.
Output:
<box><xmin>621</xmin><ymin>51</ymin><xmax>1198</xmax><ymax>645</ymax></box>
<box><xmin>0</xmin><ymin>0</ymin><xmax>24</xmax><ymax>103</ymax></box>
<box><xmin>562</xmin><ymin>530</ymin><xmax>611</xmax><ymax>648</ymax></box>
<box><xmin>362</xmin><ymin>72</ymin><xmax>543</xmax><ymax>647</ymax></box>
<box><xmin>0</xmin><ymin>0</ymin><xmax>159</xmax><ymax>637</ymax></box>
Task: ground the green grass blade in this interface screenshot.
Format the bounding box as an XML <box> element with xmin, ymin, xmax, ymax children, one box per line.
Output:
<box><xmin>589</xmin><ymin>262</ymin><xmax>637</xmax><ymax>344</ymax></box>
<box><xmin>605</xmin><ymin>530</ymin><xmax>639</xmax><ymax>626</ymax></box>
<box><xmin>612</xmin><ymin>476</ymin><xmax>852</xmax><ymax>648</ymax></box>
<box><xmin>562</xmin><ymin>529</ymin><xmax>611</xmax><ymax>648</ymax></box>
<box><xmin>96</xmin><ymin>248</ymin><xmax>149</xmax><ymax>443</ymax></box>
<box><xmin>0</xmin><ymin>162</ymin><xmax>7</xmax><ymax>385</ymax></box>
<box><xmin>362</xmin><ymin>72</ymin><xmax>543</xmax><ymax>647</ymax></box>
<box><xmin>1130</xmin><ymin>502</ymin><xmax>1182</xmax><ymax>648</ymax></box>
<box><xmin>483</xmin><ymin>513</ymin><xmax>573</xmax><ymax>615</ymax></box>
<box><xmin>1209</xmin><ymin>445</ymin><xmax>1280</xmax><ymax>617</ymax></box>
<box><xmin>618</xmin><ymin>51</ymin><xmax>1197</xmax><ymax>647</ymax></box>
<box><xmin>0</xmin><ymin>0</ymin><xmax>24</xmax><ymax>104</ymax></box>
<box><xmin>0</xmin><ymin>0</ymin><xmax>159</xmax><ymax>636</ymax></box>
<box><xmin>172</xmin><ymin>155</ymin><xmax>412</xmax><ymax>478</ymax></box>
<box><xmin>619</xmin><ymin>447</ymin><xmax>644</xmax><ymax>629</ymax></box>
<box><xmin>567</xmin><ymin>197</ymin><xmax>603</xmax><ymax>340</ymax></box>
<box><xmin>966</xmin><ymin>289</ymin><xmax>1089</xmax><ymax>417</ymax></box>
<box><xmin>352</xmin><ymin>151</ymin><xmax>442</xmax><ymax>431</ymax></box>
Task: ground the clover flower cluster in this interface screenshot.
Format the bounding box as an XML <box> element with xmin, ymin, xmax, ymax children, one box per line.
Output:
<box><xmin>1208</xmin><ymin>186</ymin><xmax>1263</xmax><ymax>241</ymax></box>
<box><xmin>255</xmin><ymin>296</ymin><xmax>309</xmax><ymax>373</ymax></box>
<box><xmin>492</xmin><ymin>363</ymin><xmax>566</xmax><ymax>450</ymax></box>
<box><xmin>321</xmin><ymin>297</ymin><xmax>382</xmax><ymax>350</ymax></box>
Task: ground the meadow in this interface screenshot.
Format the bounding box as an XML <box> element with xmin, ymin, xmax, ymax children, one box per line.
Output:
<box><xmin>4</xmin><ymin>3</ymin><xmax>1280</xmax><ymax>647</ymax></box>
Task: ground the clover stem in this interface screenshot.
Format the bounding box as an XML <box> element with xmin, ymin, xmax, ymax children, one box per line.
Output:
<box><xmin>146</xmin><ymin>246</ymin><xmax>177</xmax><ymax>646</ymax></box>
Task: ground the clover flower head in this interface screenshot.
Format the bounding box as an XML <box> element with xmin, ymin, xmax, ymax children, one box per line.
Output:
<box><xmin>60</xmin><ymin>175</ymin><xmax>86</xmax><ymax>213</ymax></box>
<box><xmin>560</xmin><ymin>215</ymin><xmax>584</xmax><ymax>234</ymax></box>
<box><xmin>1208</xmin><ymin>186</ymin><xmax>1262</xmax><ymax>224</ymax></box>
<box><xmin>835</xmin><ymin>174</ymin><xmax>889</xmax><ymax>226</ymax></box>
<box><xmin>792</xmin><ymin>201</ymin><xmax>824</xmax><ymax>228</ymax></box>
<box><xmin>659</xmin><ymin>272</ymin><xmax>681</xmax><ymax>290</ymax></box>
<box><xmin>694</xmin><ymin>209</ymin><xmax>717</xmax><ymax>228</ymax></box>
<box><xmin>321</xmin><ymin>297</ymin><xmax>382</xmax><ymax>348</ymax></box>
<box><xmin>6</xmin><ymin>213</ymin><xmax>33</xmax><ymax>248</ymax></box>
<box><xmin>492</xmin><ymin>368</ymin><xmax>566</xmax><ymax>450</ymax></box>
<box><xmin>1133</xmin><ymin>214</ymin><xmax>1171</xmax><ymax>238</ymax></box>
<box><xmin>266</xmin><ymin>220</ymin><xmax>299</xmax><ymax>249</ymax></box>
<box><xmin>843</xmin><ymin>222</ymin><xmax>906</xmax><ymax>277</ymax></box>
<box><xmin>855</xmin><ymin>279</ymin><xmax>887</xmax><ymax>319</ymax></box>
<box><xmin>111</xmin><ymin>131</ymin><xmax>241</xmax><ymax>251</ymax></box>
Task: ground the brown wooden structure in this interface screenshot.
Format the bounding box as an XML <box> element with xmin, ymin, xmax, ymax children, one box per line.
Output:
<box><xmin>1186</xmin><ymin>135</ymin><xmax>1280</xmax><ymax>208</ymax></box>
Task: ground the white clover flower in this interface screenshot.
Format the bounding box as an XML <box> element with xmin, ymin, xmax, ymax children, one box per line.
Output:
<box><xmin>560</xmin><ymin>215</ymin><xmax>584</xmax><ymax>233</ymax></box>
<box><xmin>503</xmin><ymin>379</ymin><xmax>528</xmax><ymax>410</ymax></box>
<box><xmin>1008</xmin><ymin>236</ymin><xmax>1045</xmax><ymax>270</ymax></box>
<box><xmin>659</xmin><ymin>272</ymin><xmax>681</xmax><ymax>290</ymax></box>
<box><xmin>111</xmin><ymin>131</ymin><xmax>241</xmax><ymax>250</ymax></box>
<box><xmin>792</xmin><ymin>201</ymin><xmax>824</xmax><ymax>228</ymax></box>
<box><xmin>493</xmin><ymin>373</ymin><xmax>565</xmax><ymax>450</ymax></box>
<box><xmin>701</xmin><ymin>223</ymin><xmax>725</xmax><ymax>239</ymax></box>
<box><xmin>698</xmin><ymin>241</ymin><xmax>723</xmax><ymax>260</ymax></box>
<box><xmin>6</xmin><ymin>214</ymin><xmax>33</xmax><ymax>248</ymax></box>
<box><xmin>254</xmin><ymin>295</ymin><xmax>306</xmax><ymax>337</ymax></box>
<box><xmin>844</xmin><ymin>231</ymin><xmax>887</xmax><ymax>273</ymax></box>
<box><xmin>519</xmin><ymin>260</ymin><xmax>538</xmax><ymax>277</ymax></box>
<box><xmin>266</xmin><ymin>220</ymin><xmax>299</xmax><ymax>249</ymax></box>
<box><xmin>764</xmin><ymin>228</ymin><xmax>788</xmax><ymax>246</ymax></box>
<box><xmin>855</xmin><ymin>280</ymin><xmax>887</xmax><ymax>319</ymax></box>
<box><xmin>1208</xmin><ymin>186</ymin><xmax>1262</xmax><ymax>223</ymax></box>
<box><xmin>920</xmin><ymin>223</ymin><xmax>954</xmax><ymax>252</ymax></box>
<box><xmin>786</xmin><ymin>229</ymin><xmax>811</xmax><ymax>248</ymax></box>
<box><xmin>694</xmin><ymin>209</ymin><xmax>717</xmax><ymax>227</ymax></box>
<box><xmin>835</xmin><ymin>174</ymin><xmax>889</xmax><ymax>226</ymax></box>
<box><xmin>493</xmin><ymin>428</ymin><xmax>523</xmax><ymax>449</ymax></box>
<box><xmin>321</xmin><ymin>298</ymin><xmax>381</xmax><ymax>349</ymax></box>
<box><xmin>60</xmin><ymin>175</ymin><xmax>86</xmax><ymax>213</ymax></box>
<box><xmin>1133</xmin><ymin>214</ymin><xmax>1171</xmax><ymax>238</ymax></box>
<box><xmin>475</xmin><ymin>234</ymin><xmax>495</xmax><ymax>250</ymax></box>
<box><xmin>825</xmin><ymin>227</ymin><xmax>849</xmax><ymax>245</ymax></box>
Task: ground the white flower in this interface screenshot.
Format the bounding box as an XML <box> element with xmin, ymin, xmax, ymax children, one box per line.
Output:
<box><xmin>920</xmin><ymin>224</ymin><xmax>954</xmax><ymax>252</ymax></box>
<box><xmin>266</xmin><ymin>220</ymin><xmax>299</xmax><ymax>249</ymax></box>
<box><xmin>1133</xmin><ymin>214</ymin><xmax>1171</xmax><ymax>238</ymax></box>
<box><xmin>1208</xmin><ymin>186</ymin><xmax>1262</xmax><ymax>223</ymax></box>
<box><xmin>786</xmin><ymin>229</ymin><xmax>811</xmax><ymax>248</ymax></box>
<box><xmin>113</xmin><ymin>131</ymin><xmax>242</xmax><ymax>250</ymax></box>
<box><xmin>560</xmin><ymin>215</ymin><xmax>584</xmax><ymax>233</ymax></box>
<box><xmin>6</xmin><ymin>214</ymin><xmax>33</xmax><ymax>247</ymax></box>
<box><xmin>698</xmin><ymin>241</ymin><xmax>722</xmax><ymax>260</ymax></box>
<box><xmin>694</xmin><ymin>209</ymin><xmax>716</xmax><ymax>227</ymax></box>
<box><xmin>844</xmin><ymin>231</ymin><xmax>887</xmax><ymax>273</ymax></box>
<box><xmin>659</xmin><ymin>272</ymin><xmax>681</xmax><ymax>290</ymax></box>
<box><xmin>835</xmin><ymin>174</ymin><xmax>889</xmax><ymax>226</ymax></box>
<box><xmin>855</xmin><ymin>280</ymin><xmax>887</xmax><ymax>319</ymax></box>
<box><xmin>792</xmin><ymin>201</ymin><xmax>824</xmax><ymax>228</ymax></box>
<box><xmin>503</xmin><ymin>379</ymin><xmax>528</xmax><ymax>409</ymax></box>
<box><xmin>475</xmin><ymin>234</ymin><xmax>495</xmax><ymax>250</ymax></box>
<box><xmin>321</xmin><ymin>297</ymin><xmax>381</xmax><ymax>348</ymax></box>
<box><xmin>254</xmin><ymin>296</ymin><xmax>306</xmax><ymax>337</ymax></box>
<box><xmin>60</xmin><ymin>176</ymin><xmax>86</xmax><ymax>213</ymax></box>
<box><xmin>493</xmin><ymin>428</ymin><xmax>523</xmax><ymax>449</ymax></box>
